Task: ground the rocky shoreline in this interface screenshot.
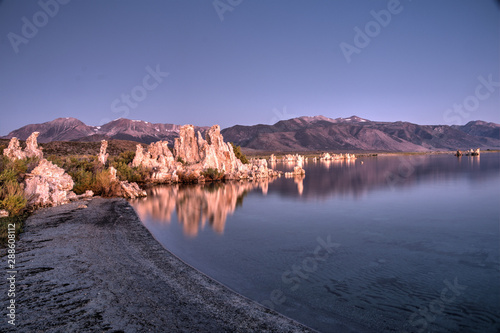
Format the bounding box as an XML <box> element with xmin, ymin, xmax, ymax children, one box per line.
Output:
<box><xmin>0</xmin><ymin>197</ymin><xmax>315</xmax><ymax>332</ymax></box>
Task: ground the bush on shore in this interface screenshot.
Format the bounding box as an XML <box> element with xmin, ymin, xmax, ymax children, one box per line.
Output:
<box><xmin>0</xmin><ymin>148</ymin><xmax>150</xmax><ymax>247</ymax></box>
<box><xmin>177</xmin><ymin>171</ymin><xmax>199</xmax><ymax>183</ymax></box>
<box><xmin>0</xmin><ymin>156</ymin><xmax>30</xmax><ymax>216</ymax></box>
<box><xmin>108</xmin><ymin>151</ymin><xmax>150</xmax><ymax>183</ymax></box>
<box><xmin>201</xmin><ymin>167</ymin><xmax>224</xmax><ymax>181</ymax></box>
<box><xmin>0</xmin><ymin>156</ymin><xmax>30</xmax><ymax>246</ymax></box>
<box><xmin>231</xmin><ymin>143</ymin><xmax>248</xmax><ymax>164</ymax></box>
<box><xmin>47</xmin><ymin>153</ymin><xmax>148</xmax><ymax>196</ymax></box>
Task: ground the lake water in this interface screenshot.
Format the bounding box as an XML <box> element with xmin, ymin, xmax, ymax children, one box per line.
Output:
<box><xmin>130</xmin><ymin>153</ymin><xmax>500</xmax><ymax>332</ymax></box>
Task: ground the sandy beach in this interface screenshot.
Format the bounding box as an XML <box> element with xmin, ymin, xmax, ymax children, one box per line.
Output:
<box><xmin>0</xmin><ymin>198</ymin><xmax>316</xmax><ymax>332</ymax></box>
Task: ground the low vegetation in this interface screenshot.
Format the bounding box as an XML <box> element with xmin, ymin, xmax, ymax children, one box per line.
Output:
<box><xmin>176</xmin><ymin>171</ymin><xmax>199</xmax><ymax>183</ymax></box>
<box><xmin>0</xmin><ymin>139</ymin><xmax>251</xmax><ymax>246</ymax></box>
<box><xmin>0</xmin><ymin>138</ymin><xmax>144</xmax><ymax>157</ymax></box>
<box><xmin>201</xmin><ymin>167</ymin><xmax>225</xmax><ymax>181</ymax></box>
<box><xmin>46</xmin><ymin>151</ymin><xmax>149</xmax><ymax>196</ymax></box>
<box><xmin>231</xmin><ymin>143</ymin><xmax>248</xmax><ymax>164</ymax></box>
<box><xmin>0</xmin><ymin>156</ymin><xmax>31</xmax><ymax>246</ymax></box>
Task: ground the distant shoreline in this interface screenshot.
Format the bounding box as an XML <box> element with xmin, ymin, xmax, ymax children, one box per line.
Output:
<box><xmin>243</xmin><ymin>149</ymin><xmax>500</xmax><ymax>158</ymax></box>
<box><xmin>2</xmin><ymin>137</ymin><xmax>499</xmax><ymax>158</ymax></box>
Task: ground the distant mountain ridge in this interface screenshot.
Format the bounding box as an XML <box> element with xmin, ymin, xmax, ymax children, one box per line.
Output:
<box><xmin>2</xmin><ymin>116</ymin><xmax>500</xmax><ymax>152</ymax></box>
<box><xmin>2</xmin><ymin>117</ymin><xmax>207</xmax><ymax>144</ymax></box>
<box><xmin>220</xmin><ymin>115</ymin><xmax>500</xmax><ymax>152</ymax></box>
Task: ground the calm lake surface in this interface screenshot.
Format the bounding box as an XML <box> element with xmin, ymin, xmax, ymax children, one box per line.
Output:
<box><xmin>130</xmin><ymin>153</ymin><xmax>500</xmax><ymax>332</ymax></box>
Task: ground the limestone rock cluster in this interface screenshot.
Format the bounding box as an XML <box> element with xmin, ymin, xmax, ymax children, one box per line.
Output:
<box><xmin>132</xmin><ymin>141</ymin><xmax>176</xmax><ymax>182</ymax></box>
<box><xmin>319</xmin><ymin>152</ymin><xmax>356</xmax><ymax>160</ymax></box>
<box><xmin>2</xmin><ymin>134</ymin><xmax>94</xmax><ymax>209</ymax></box>
<box><xmin>24</xmin><ymin>159</ymin><xmax>79</xmax><ymax>207</ymax></box>
<box><xmin>98</xmin><ymin>140</ymin><xmax>109</xmax><ymax>165</ymax></box>
<box><xmin>96</xmin><ymin>140</ymin><xmax>146</xmax><ymax>199</ymax></box>
<box><xmin>282</xmin><ymin>154</ymin><xmax>304</xmax><ymax>162</ymax></box>
<box><xmin>2</xmin><ymin>134</ymin><xmax>81</xmax><ymax>208</ymax></box>
<box><xmin>3</xmin><ymin>132</ymin><xmax>43</xmax><ymax>161</ymax></box>
<box><xmin>284</xmin><ymin>165</ymin><xmax>305</xmax><ymax>177</ymax></box>
<box><xmin>282</xmin><ymin>154</ymin><xmax>305</xmax><ymax>177</ymax></box>
<box><xmin>464</xmin><ymin>148</ymin><xmax>480</xmax><ymax>156</ymax></box>
<box><xmin>132</xmin><ymin>124</ymin><xmax>281</xmax><ymax>182</ymax></box>
<box><xmin>109</xmin><ymin>166</ymin><xmax>147</xmax><ymax>199</ymax></box>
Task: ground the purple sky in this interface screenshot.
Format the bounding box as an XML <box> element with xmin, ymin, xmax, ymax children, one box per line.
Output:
<box><xmin>0</xmin><ymin>0</ymin><xmax>499</xmax><ymax>135</ymax></box>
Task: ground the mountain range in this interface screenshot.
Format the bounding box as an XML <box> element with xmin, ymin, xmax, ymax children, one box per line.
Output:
<box><xmin>2</xmin><ymin>116</ymin><xmax>500</xmax><ymax>152</ymax></box>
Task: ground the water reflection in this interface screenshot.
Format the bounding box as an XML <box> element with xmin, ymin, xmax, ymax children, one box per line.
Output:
<box><xmin>293</xmin><ymin>174</ymin><xmax>305</xmax><ymax>195</ymax></box>
<box><xmin>131</xmin><ymin>154</ymin><xmax>499</xmax><ymax>236</ymax></box>
<box><xmin>319</xmin><ymin>158</ymin><xmax>356</xmax><ymax>169</ymax></box>
<box><xmin>131</xmin><ymin>153</ymin><xmax>500</xmax><ymax>332</ymax></box>
<box><xmin>272</xmin><ymin>153</ymin><xmax>498</xmax><ymax>200</ymax></box>
<box><xmin>131</xmin><ymin>180</ymin><xmax>275</xmax><ymax>237</ymax></box>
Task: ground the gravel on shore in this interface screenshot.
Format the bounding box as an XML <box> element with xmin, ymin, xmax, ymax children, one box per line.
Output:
<box><xmin>0</xmin><ymin>197</ymin><xmax>316</xmax><ymax>332</ymax></box>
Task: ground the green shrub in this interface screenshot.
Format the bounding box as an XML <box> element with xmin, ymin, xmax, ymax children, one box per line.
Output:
<box><xmin>0</xmin><ymin>157</ymin><xmax>29</xmax><ymax>217</ymax></box>
<box><xmin>0</xmin><ymin>181</ymin><xmax>27</xmax><ymax>216</ymax></box>
<box><xmin>46</xmin><ymin>155</ymin><xmax>64</xmax><ymax>168</ymax></box>
<box><xmin>230</xmin><ymin>143</ymin><xmax>248</xmax><ymax>164</ymax></box>
<box><xmin>71</xmin><ymin>168</ymin><xmax>94</xmax><ymax>195</ymax></box>
<box><xmin>0</xmin><ymin>157</ymin><xmax>29</xmax><ymax>246</ymax></box>
<box><xmin>177</xmin><ymin>171</ymin><xmax>198</xmax><ymax>183</ymax></box>
<box><xmin>201</xmin><ymin>167</ymin><xmax>224</xmax><ymax>181</ymax></box>
<box><xmin>0</xmin><ymin>156</ymin><xmax>28</xmax><ymax>183</ymax></box>
<box><xmin>114</xmin><ymin>151</ymin><xmax>136</xmax><ymax>165</ymax></box>
<box><xmin>109</xmin><ymin>160</ymin><xmax>146</xmax><ymax>183</ymax></box>
<box><xmin>0</xmin><ymin>167</ymin><xmax>18</xmax><ymax>184</ymax></box>
<box><xmin>92</xmin><ymin>170</ymin><xmax>112</xmax><ymax>195</ymax></box>
<box><xmin>46</xmin><ymin>155</ymin><xmax>111</xmax><ymax>194</ymax></box>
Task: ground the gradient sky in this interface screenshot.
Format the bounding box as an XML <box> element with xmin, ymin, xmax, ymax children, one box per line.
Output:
<box><xmin>0</xmin><ymin>0</ymin><xmax>498</xmax><ymax>135</ymax></box>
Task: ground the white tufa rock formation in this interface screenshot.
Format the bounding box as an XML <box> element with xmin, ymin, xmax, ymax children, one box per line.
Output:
<box><xmin>132</xmin><ymin>141</ymin><xmax>175</xmax><ymax>182</ymax></box>
<box><xmin>3</xmin><ymin>132</ymin><xmax>43</xmax><ymax>161</ymax></box>
<box><xmin>3</xmin><ymin>132</ymin><xmax>146</xmax><ymax>206</ymax></box>
<box><xmin>319</xmin><ymin>152</ymin><xmax>356</xmax><ymax>161</ymax></box>
<box><xmin>464</xmin><ymin>148</ymin><xmax>480</xmax><ymax>156</ymax></box>
<box><xmin>2</xmin><ymin>132</ymin><xmax>95</xmax><ymax>208</ymax></box>
<box><xmin>174</xmin><ymin>125</ymin><xmax>200</xmax><ymax>164</ymax></box>
<box><xmin>98</xmin><ymin>140</ymin><xmax>109</xmax><ymax>165</ymax></box>
<box><xmin>109</xmin><ymin>166</ymin><xmax>147</xmax><ymax>199</ymax></box>
<box><xmin>132</xmin><ymin>124</ymin><xmax>282</xmax><ymax>182</ymax></box>
<box><xmin>25</xmin><ymin>132</ymin><xmax>43</xmax><ymax>159</ymax></box>
<box><xmin>284</xmin><ymin>155</ymin><xmax>305</xmax><ymax>177</ymax></box>
<box><xmin>24</xmin><ymin>159</ymin><xmax>77</xmax><ymax>207</ymax></box>
<box><xmin>3</xmin><ymin>137</ymin><xmax>25</xmax><ymax>160</ymax></box>
<box><xmin>133</xmin><ymin>141</ymin><xmax>175</xmax><ymax>169</ymax></box>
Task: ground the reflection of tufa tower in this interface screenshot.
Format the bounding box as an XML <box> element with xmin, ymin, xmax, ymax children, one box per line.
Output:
<box><xmin>294</xmin><ymin>175</ymin><xmax>305</xmax><ymax>196</ymax></box>
<box><xmin>130</xmin><ymin>180</ymin><xmax>279</xmax><ymax>237</ymax></box>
